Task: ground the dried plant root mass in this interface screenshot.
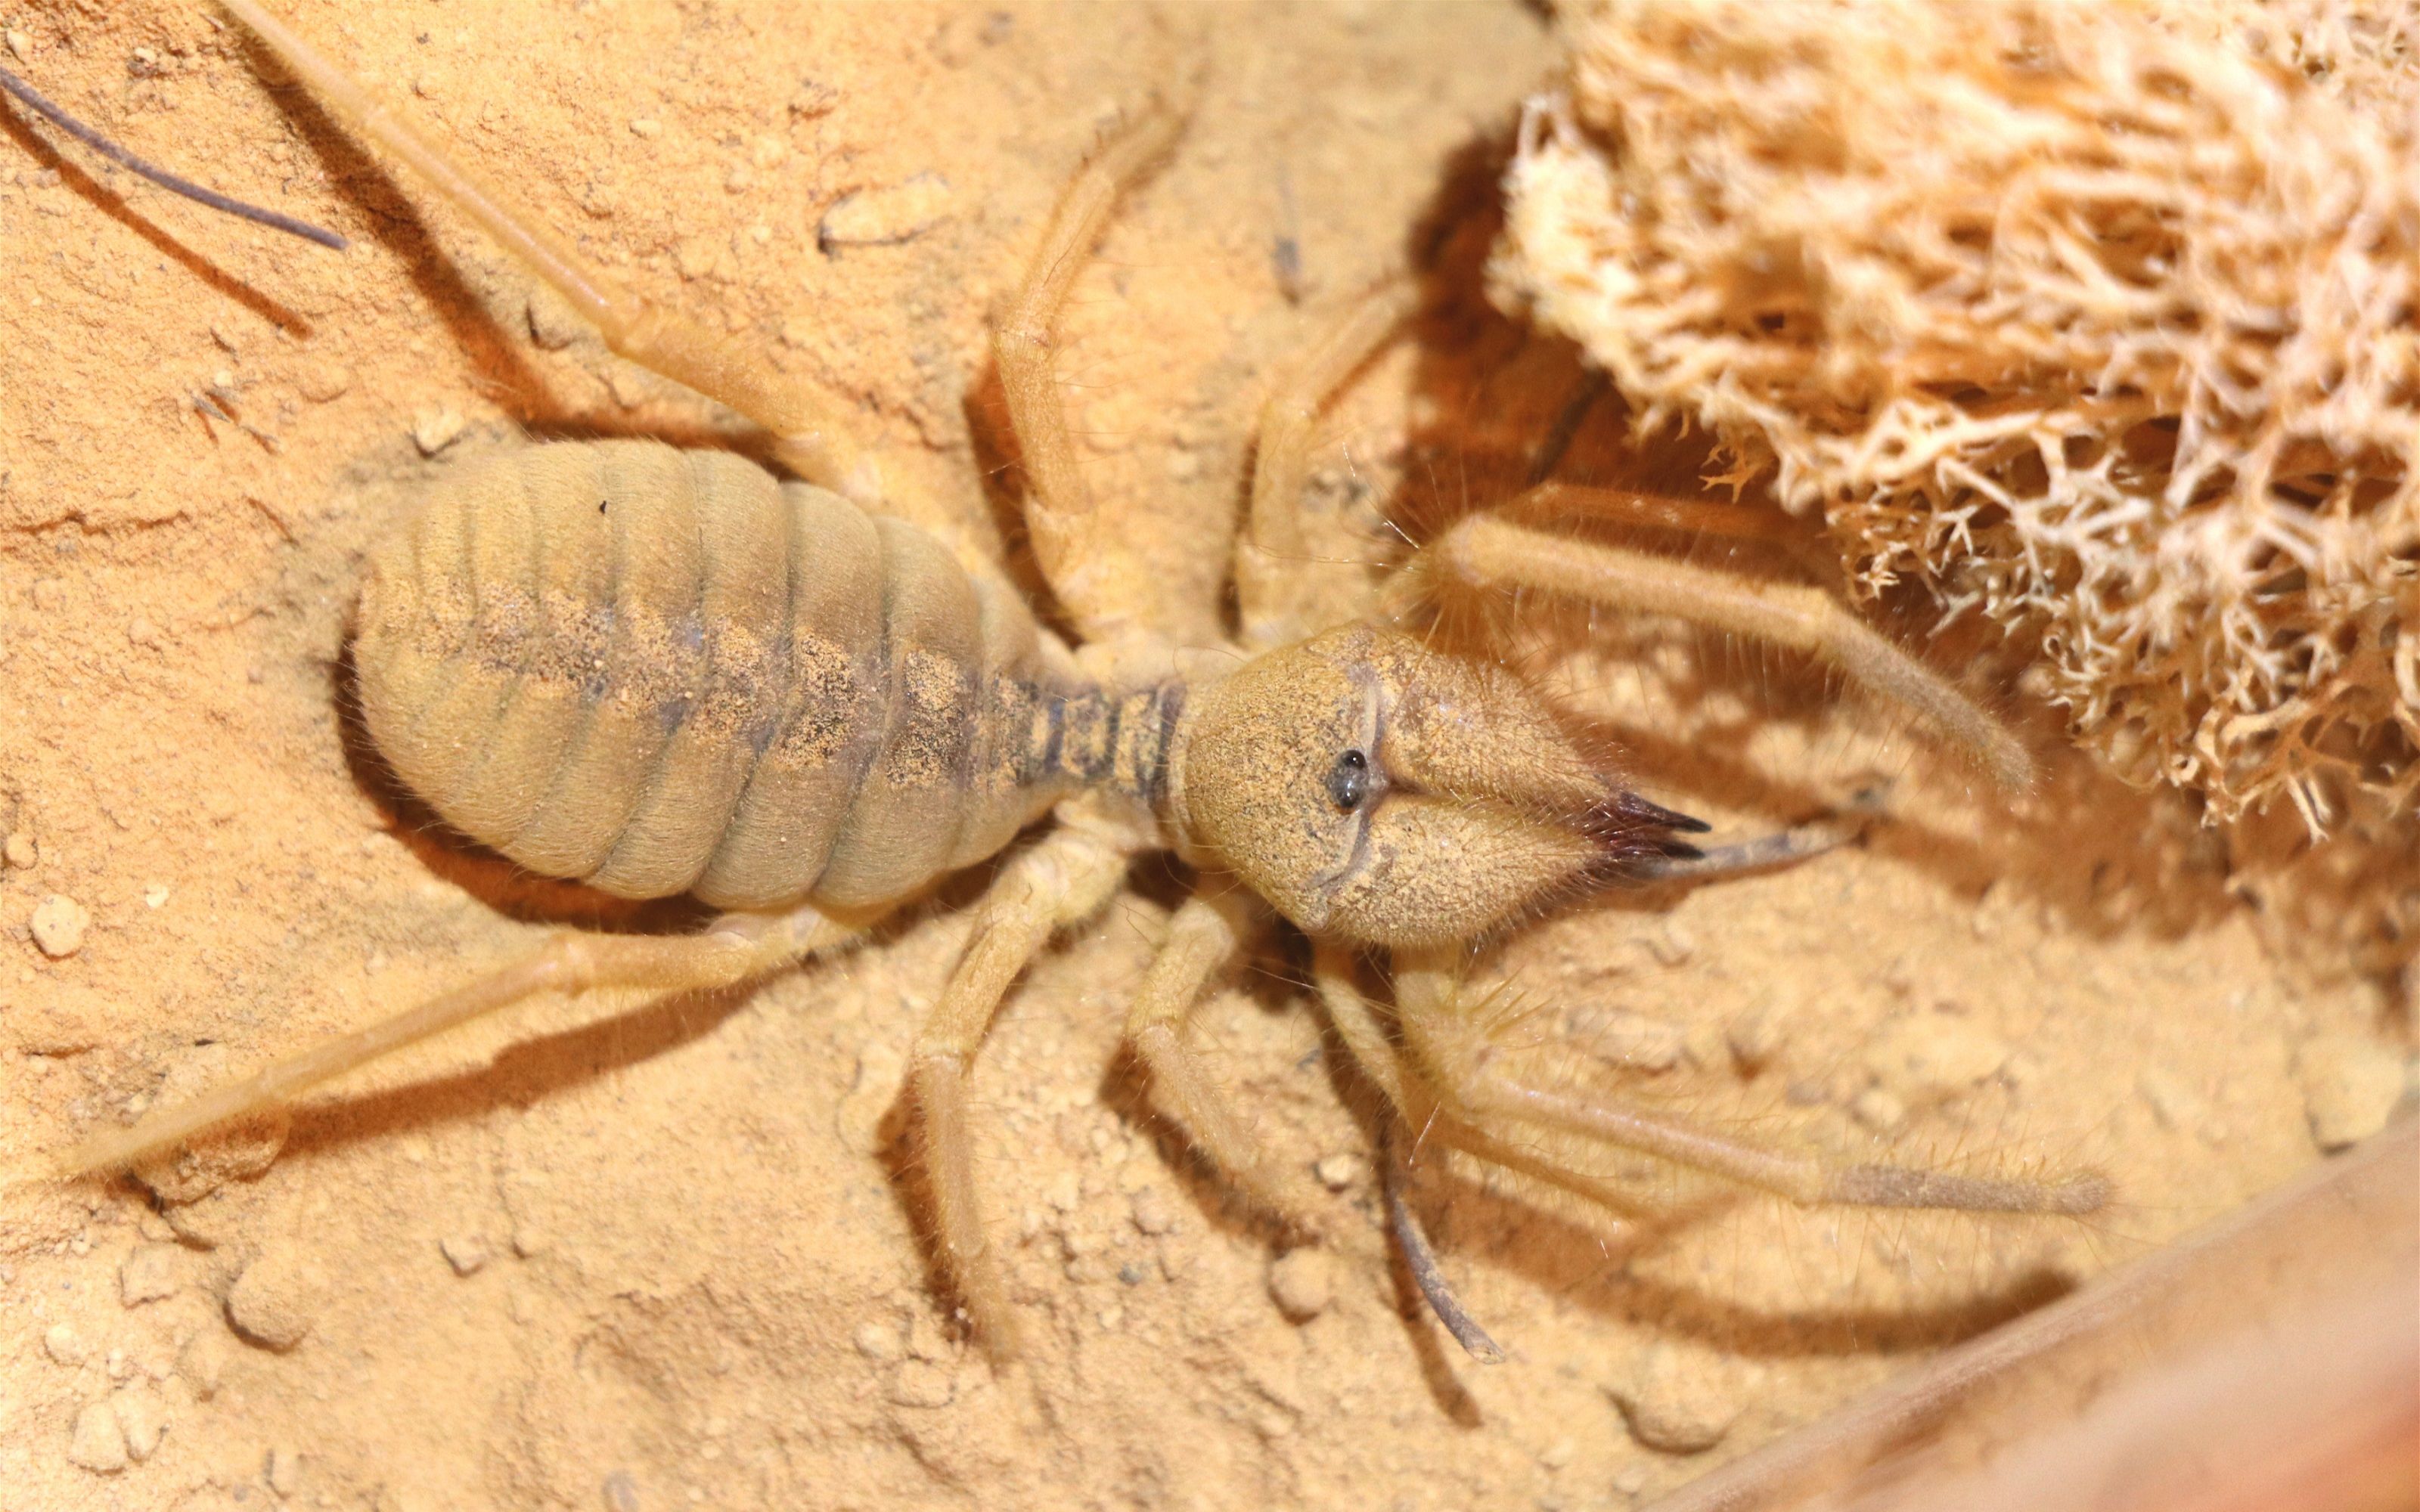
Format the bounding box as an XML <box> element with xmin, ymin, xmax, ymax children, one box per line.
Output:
<box><xmin>1497</xmin><ymin>0</ymin><xmax>2420</xmax><ymax>832</ymax></box>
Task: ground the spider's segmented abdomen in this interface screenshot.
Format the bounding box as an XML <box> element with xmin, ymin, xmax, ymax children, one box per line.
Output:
<box><xmin>353</xmin><ymin>438</ymin><xmax>1081</xmax><ymax>911</ymax></box>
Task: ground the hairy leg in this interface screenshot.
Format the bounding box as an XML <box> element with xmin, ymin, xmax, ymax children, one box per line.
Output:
<box><xmin>221</xmin><ymin>0</ymin><xmax>883</xmax><ymax>501</ymax></box>
<box><xmin>48</xmin><ymin>904</ymin><xmax>857</xmax><ymax>1181</ymax></box>
<box><xmin>1123</xmin><ymin>888</ymin><xmax>1327</xmax><ymax>1232</ymax></box>
<box><xmin>1313</xmin><ymin>945</ymin><xmax>1646</xmax><ymax>1362</ymax></box>
<box><xmin>1379</xmin><ymin>1121</ymin><xmax>1504</xmax><ymax>1365</ymax></box>
<box><xmin>1505</xmin><ymin>479</ymin><xmax>1812</xmax><ymax>550</ymax></box>
<box><xmin>1313</xmin><ymin>945</ymin><xmax>1658</xmax><ymax>1220</ymax></box>
<box><xmin>1422</xmin><ymin>513</ymin><xmax>2036</xmax><ymax>792</ymax></box>
<box><xmin>991</xmin><ymin>103</ymin><xmax>1190</xmax><ymax>646</ymax></box>
<box><xmin>1391</xmin><ymin>950</ymin><xmax>2108</xmax><ymax>1216</ymax></box>
<box><xmin>1236</xmin><ymin>281</ymin><xmax>1416</xmax><ymax>650</ymax></box>
<box><xmin>908</xmin><ymin>823</ymin><xmax>1133</xmax><ymax>1359</ymax></box>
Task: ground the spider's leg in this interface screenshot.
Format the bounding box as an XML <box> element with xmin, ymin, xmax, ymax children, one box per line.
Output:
<box><xmin>1123</xmin><ymin>888</ymin><xmax>1329</xmax><ymax>1232</ymax></box>
<box><xmin>1236</xmin><ymin>282</ymin><xmax>1416</xmax><ymax>650</ymax></box>
<box><xmin>1392</xmin><ymin>951</ymin><xmax>2108</xmax><ymax>1217</ymax></box>
<box><xmin>1421</xmin><ymin>513</ymin><xmax>2036</xmax><ymax>792</ymax></box>
<box><xmin>991</xmin><ymin>103</ymin><xmax>1199</xmax><ymax>646</ymax></box>
<box><xmin>46</xmin><ymin>905</ymin><xmax>855</xmax><ymax>1182</ymax></box>
<box><xmin>220</xmin><ymin>0</ymin><xmax>883</xmax><ymax>502</ymax></box>
<box><xmin>907</xmin><ymin>823</ymin><xmax>1132</xmax><ymax>1359</ymax></box>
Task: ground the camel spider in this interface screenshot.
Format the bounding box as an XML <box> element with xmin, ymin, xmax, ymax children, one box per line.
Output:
<box><xmin>49</xmin><ymin>0</ymin><xmax>2105</xmax><ymax>1361</ymax></box>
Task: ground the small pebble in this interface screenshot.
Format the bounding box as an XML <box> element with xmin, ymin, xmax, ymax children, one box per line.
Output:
<box><xmin>5</xmin><ymin>29</ymin><xmax>29</xmax><ymax>62</ymax></box>
<box><xmin>1608</xmin><ymin>1346</ymin><xmax>1742</xmax><ymax>1455</ymax></box>
<box><xmin>1863</xmin><ymin>1011</ymin><xmax>2009</xmax><ymax>1103</ymax></box>
<box><xmin>628</xmin><ymin>116</ymin><xmax>662</xmax><ymax>139</ymax></box>
<box><xmin>411</xmin><ymin>407</ymin><xmax>467</xmax><ymax>456</ymax></box>
<box><xmin>67</xmin><ymin>1399</ymin><xmax>128</xmax><ymax>1473</ymax></box>
<box><xmin>886</xmin><ymin>1360</ymin><xmax>955</xmax><ymax>1408</ymax></box>
<box><xmin>1129</xmin><ymin>1186</ymin><xmax>1177</xmax><ymax>1236</ymax></box>
<box><xmin>265</xmin><ymin>1443</ymin><xmax>304</xmax><ymax>1497</ymax></box>
<box><xmin>126</xmin><ymin>617</ymin><xmax>159</xmax><ymax>647</ymax></box>
<box><xmin>4</xmin><ymin>831</ymin><xmax>36</xmax><ymax>869</ymax></box>
<box><xmin>142</xmin><ymin>882</ymin><xmax>170</xmax><ymax>909</ymax></box>
<box><xmin>851</xmin><ymin>1320</ymin><xmax>904</xmax><ymax>1362</ymax></box>
<box><xmin>296</xmin><ymin>363</ymin><xmax>352</xmax><ymax>403</ymax></box>
<box><xmin>120</xmin><ymin>1242</ymin><xmax>181</xmax><ymax>1306</ymax></box>
<box><xmin>179</xmin><ymin>1329</ymin><xmax>231</xmax><ymax>1399</ymax></box>
<box><xmin>1727</xmin><ymin>999</ymin><xmax>1793</xmax><ymax>1070</ymax></box>
<box><xmin>818</xmin><ymin>173</ymin><xmax>952</xmax><ymax>251</ymax></box>
<box><xmin>1267</xmin><ymin>1247</ymin><xmax>1336</xmax><ymax>1322</ymax></box>
<box><xmin>523</xmin><ymin>287</ymin><xmax>585</xmax><ymax>352</ymax></box>
<box><xmin>113</xmin><ymin>1386</ymin><xmax>167</xmax><ymax>1461</ymax></box>
<box><xmin>1314</xmin><ymin>1153</ymin><xmax>1366</xmax><ymax>1191</ymax></box>
<box><xmin>225</xmin><ymin>1247</ymin><xmax>318</xmax><ymax>1351</ymax></box>
<box><xmin>2293</xmin><ymin>1033</ymin><xmax>2405</xmax><ymax>1152</ymax></box>
<box><xmin>440</xmin><ymin>1234</ymin><xmax>491</xmax><ymax>1276</ymax></box>
<box><xmin>30</xmin><ymin>893</ymin><xmax>91</xmax><ymax>957</ymax></box>
<box><xmin>44</xmin><ymin>1322</ymin><xmax>89</xmax><ymax>1365</ymax></box>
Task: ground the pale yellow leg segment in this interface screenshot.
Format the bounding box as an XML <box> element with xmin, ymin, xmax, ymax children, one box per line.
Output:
<box><xmin>219</xmin><ymin>0</ymin><xmax>880</xmax><ymax>502</ymax></box>
<box><xmin>1125</xmin><ymin>889</ymin><xmax>1327</xmax><ymax>1233</ymax></box>
<box><xmin>1311</xmin><ymin>946</ymin><xmax>1646</xmax><ymax>1219</ymax></box>
<box><xmin>1236</xmin><ymin>281</ymin><xmax>1416</xmax><ymax>650</ymax></box>
<box><xmin>1505</xmin><ymin>480</ymin><xmax>1807</xmax><ymax>548</ymax></box>
<box><xmin>1425</xmin><ymin>513</ymin><xmax>2037</xmax><ymax>792</ymax></box>
<box><xmin>908</xmin><ymin>827</ymin><xmax>1133</xmax><ymax>1359</ymax></box>
<box><xmin>1391</xmin><ymin>952</ymin><xmax>2108</xmax><ymax>1217</ymax></box>
<box><xmin>53</xmin><ymin>905</ymin><xmax>856</xmax><ymax>1180</ymax></box>
<box><xmin>991</xmin><ymin>104</ymin><xmax>1186</xmax><ymax>644</ymax></box>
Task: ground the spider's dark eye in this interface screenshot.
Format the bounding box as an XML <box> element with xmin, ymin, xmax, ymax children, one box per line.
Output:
<box><xmin>1326</xmin><ymin>748</ymin><xmax>1370</xmax><ymax>812</ymax></box>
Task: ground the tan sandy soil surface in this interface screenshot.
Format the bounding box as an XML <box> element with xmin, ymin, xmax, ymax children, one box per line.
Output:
<box><xmin>0</xmin><ymin>3</ymin><xmax>2409</xmax><ymax>1510</ymax></box>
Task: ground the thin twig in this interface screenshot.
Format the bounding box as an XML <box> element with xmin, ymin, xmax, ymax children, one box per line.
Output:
<box><xmin>0</xmin><ymin>61</ymin><xmax>346</xmax><ymax>249</ymax></box>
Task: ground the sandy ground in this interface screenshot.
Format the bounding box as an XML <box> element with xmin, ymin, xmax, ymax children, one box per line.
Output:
<box><xmin>0</xmin><ymin>3</ymin><xmax>2411</xmax><ymax>1510</ymax></box>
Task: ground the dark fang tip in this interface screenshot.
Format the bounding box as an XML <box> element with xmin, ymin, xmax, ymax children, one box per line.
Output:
<box><xmin>1602</xmin><ymin>791</ymin><xmax>1711</xmax><ymax>835</ymax></box>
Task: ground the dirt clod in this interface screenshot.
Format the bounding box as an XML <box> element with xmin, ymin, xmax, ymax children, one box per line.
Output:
<box><xmin>66</xmin><ymin>1399</ymin><xmax>127</xmax><ymax>1475</ymax></box>
<box><xmin>29</xmin><ymin>894</ymin><xmax>90</xmax><ymax>958</ymax></box>
<box><xmin>1608</xmin><ymin>1345</ymin><xmax>1744</xmax><ymax>1455</ymax></box>
<box><xmin>113</xmin><ymin>1386</ymin><xmax>168</xmax><ymax>1462</ymax></box>
<box><xmin>225</xmin><ymin>1247</ymin><xmax>319</xmax><ymax>1352</ymax></box>
<box><xmin>1267</xmin><ymin>1247</ymin><xmax>1337</xmax><ymax>1322</ymax></box>
<box><xmin>44</xmin><ymin>1323</ymin><xmax>89</xmax><ymax>1367</ymax></box>
<box><xmin>2294</xmin><ymin>1034</ymin><xmax>2407</xmax><ymax>1152</ymax></box>
<box><xmin>119</xmin><ymin>1243</ymin><xmax>180</xmax><ymax>1306</ymax></box>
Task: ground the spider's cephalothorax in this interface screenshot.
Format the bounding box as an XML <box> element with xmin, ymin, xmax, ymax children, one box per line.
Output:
<box><xmin>1173</xmin><ymin>624</ymin><xmax>1705</xmax><ymax>948</ymax></box>
<box><xmin>57</xmin><ymin>0</ymin><xmax>2103</xmax><ymax>1364</ymax></box>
